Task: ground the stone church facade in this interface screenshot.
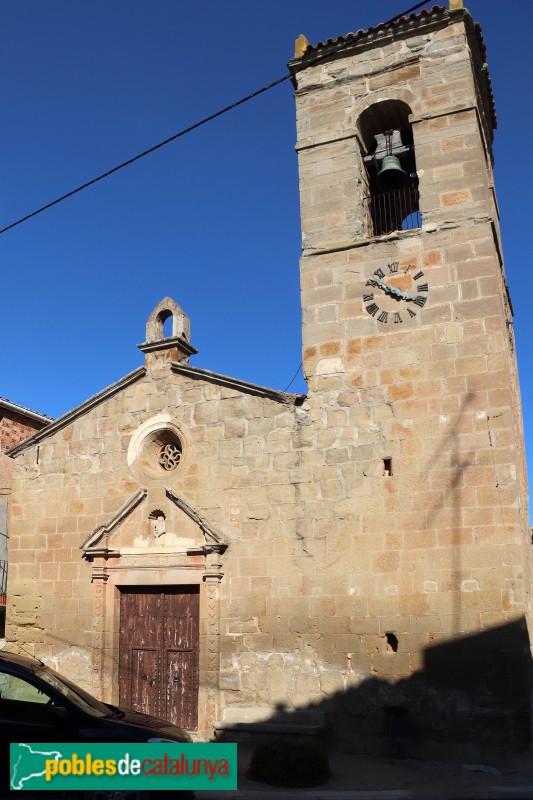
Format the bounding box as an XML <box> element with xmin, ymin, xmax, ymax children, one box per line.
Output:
<box><xmin>6</xmin><ymin>2</ymin><xmax>532</xmax><ymax>755</ymax></box>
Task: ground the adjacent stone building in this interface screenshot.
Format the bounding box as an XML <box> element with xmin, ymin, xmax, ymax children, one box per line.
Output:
<box><xmin>6</xmin><ymin>2</ymin><xmax>532</xmax><ymax>757</ymax></box>
<box><xmin>0</xmin><ymin>397</ymin><xmax>51</xmax><ymax>629</ymax></box>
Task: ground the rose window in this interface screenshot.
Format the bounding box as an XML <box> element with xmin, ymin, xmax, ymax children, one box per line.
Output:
<box><xmin>158</xmin><ymin>442</ymin><xmax>182</xmax><ymax>471</ymax></box>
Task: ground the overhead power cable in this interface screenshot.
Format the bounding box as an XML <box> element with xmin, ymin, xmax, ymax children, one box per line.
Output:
<box><xmin>283</xmin><ymin>362</ymin><xmax>303</xmax><ymax>393</ymax></box>
<box><xmin>0</xmin><ymin>1</ymin><xmax>429</xmax><ymax>237</ymax></box>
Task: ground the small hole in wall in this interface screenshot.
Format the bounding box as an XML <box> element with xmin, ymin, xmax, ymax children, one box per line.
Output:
<box><xmin>385</xmin><ymin>633</ymin><xmax>398</xmax><ymax>652</ymax></box>
<box><xmin>383</xmin><ymin>458</ymin><xmax>392</xmax><ymax>476</ymax></box>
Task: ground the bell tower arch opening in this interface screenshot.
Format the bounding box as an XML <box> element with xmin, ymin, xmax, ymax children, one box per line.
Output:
<box><xmin>358</xmin><ymin>100</ymin><xmax>420</xmax><ymax>236</ymax></box>
<box><xmin>161</xmin><ymin>311</ymin><xmax>174</xmax><ymax>340</ymax></box>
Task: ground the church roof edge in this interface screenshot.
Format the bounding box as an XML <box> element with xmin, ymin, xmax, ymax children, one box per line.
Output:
<box><xmin>6</xmin><ymin>360</ymin><xmax>305</xmax><ymax>459</ymax></box>
<box><xmin>170</xmin><ymin>362</ymin><xmax>306</xmax><ymax>406</ymax></box>
<box><xmin>293</xmin><ymin>5</ymin><xmax>447</xmax><ymax>59</ymax></box>
<box><xmin>6</xmin><ymin>366</ymin><xmax>147</xmax><ymax>458</ymax></box>
<box><xmin>290</xmin><ymin>5</ymin><xmax>496</xmax><ymax>130</ymax></box>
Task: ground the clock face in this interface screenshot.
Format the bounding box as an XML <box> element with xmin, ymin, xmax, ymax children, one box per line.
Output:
<box><xmin>363</xmin><ymin>261</ymin><xmax>428</xmax><ymax>324</ymax></box>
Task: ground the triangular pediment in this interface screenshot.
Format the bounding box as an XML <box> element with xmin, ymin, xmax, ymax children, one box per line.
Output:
<box><xmin>165</xmin><ymin>488</ymin><xmax>229</xmax><ymax>548</ymax></box>
<box><xmin>80</xmin><ymin>487</ymin><xmax>228</xmax><ymax>557</ymax></box>
<box><xmin>80</xmin><ymin>489</ymin><xmax>147</xmax><ymax>553</ymax></box>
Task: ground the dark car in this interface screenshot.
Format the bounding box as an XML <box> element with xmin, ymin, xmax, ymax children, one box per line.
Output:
<box><xmin>0</xmin><ymin>649</ymin><xmax>194</xmax><ymax>799</ymax></box>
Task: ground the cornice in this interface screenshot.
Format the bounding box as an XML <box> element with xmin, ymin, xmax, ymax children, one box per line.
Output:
<box><xmin>170</xmin><ymin>363</ymin><xmax>305</xmax><ymax>406</ymax></box>
<box><xmin>7</xmin><ymin>367</ymin><xmax>147</xmax><ymax>458</ymax></box>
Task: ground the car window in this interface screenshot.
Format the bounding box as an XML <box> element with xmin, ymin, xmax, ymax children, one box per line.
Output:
<box><xmin>0</xmin><ymin>672</ymin><xmax>51</xmax><ymax>704</ymax></box>
<box><xmin>34</xmin><ymin>667</ymin><xmax>108</xmax><ymax>717</ymax></box>
<box><xmin>0</xmin><ymin>660</ymin><xmax>110</xmax><ymax>718</ymax></box>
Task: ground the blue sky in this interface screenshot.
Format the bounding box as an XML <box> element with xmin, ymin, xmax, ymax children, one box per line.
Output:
<box><xmin>1</xmin><ymin>1</ymin><xmax>532</xmax><ymax>509</ymax></box>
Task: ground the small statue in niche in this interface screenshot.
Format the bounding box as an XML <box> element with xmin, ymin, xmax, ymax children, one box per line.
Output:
<box><xmin>154</xmin><ymin>514</ymin><xmax>165</xmax><ymax>537</ymax></box>
<box><xmin>149</xmin><ymin>512</ymin><xmax>166</xmax><ymax>540</ymax></box>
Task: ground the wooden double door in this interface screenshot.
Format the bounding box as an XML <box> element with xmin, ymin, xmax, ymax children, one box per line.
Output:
<box><xmin>119</xmin><ymin>586</ymin><xmax>199</xmax><ymax>730</ymax></box>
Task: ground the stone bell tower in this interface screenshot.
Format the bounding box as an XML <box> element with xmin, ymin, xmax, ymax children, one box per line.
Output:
<box><xmin>290</xmin><ymin>2</ymin><xmax>532</xmax><ymax>753</ymax></box>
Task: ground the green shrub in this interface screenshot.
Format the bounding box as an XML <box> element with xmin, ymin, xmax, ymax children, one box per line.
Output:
<box><xmin>246</xmin><ymin>736</ymin><xmax>331</xmax><ymax>788</ymax></box>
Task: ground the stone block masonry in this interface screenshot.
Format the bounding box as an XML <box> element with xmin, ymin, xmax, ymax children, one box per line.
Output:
<box><xmin>4</xmin><ymin>3</ymin><xmax>532</xmax><ymax>760</ymax></box>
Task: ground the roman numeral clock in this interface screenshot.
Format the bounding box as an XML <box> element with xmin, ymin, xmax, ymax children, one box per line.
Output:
<box><xmin>363</xmin><ymin>261</ymin><xmax>428</xmax><ymax>324</ymax></box>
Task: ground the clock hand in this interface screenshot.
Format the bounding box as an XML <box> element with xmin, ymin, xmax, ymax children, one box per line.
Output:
<box><xmin>367</xmin><ymin>278</ymin><xmax>408</xmax><ymax>300</ymax></box>
<box><xmin>384</xmin><ymin>284</ymin><xmax>404</xmax><ymax>299</ymax></box>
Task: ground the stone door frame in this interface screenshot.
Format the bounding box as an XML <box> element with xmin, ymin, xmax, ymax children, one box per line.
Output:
<box><xmin>81</xmin><ymin>488</ymin><xmax>227</xmax><ymax>739</ymax></box>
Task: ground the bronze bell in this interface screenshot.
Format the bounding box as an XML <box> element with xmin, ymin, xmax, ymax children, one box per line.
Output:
<box><xmin>376</xmin><ymin>155</ymin><xmax>411</xmax><ymax>191</ymax></box>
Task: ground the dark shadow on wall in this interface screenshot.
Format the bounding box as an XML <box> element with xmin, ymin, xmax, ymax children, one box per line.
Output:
<box><xmin>415</xmin><ymin>390</ymin><xmax>476</xmax><ymax>638</ymax></box>
<box><xmin>217</xmin><ymin>618</ymin><xmax>532</xmax><ymax>762</ymax></box>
